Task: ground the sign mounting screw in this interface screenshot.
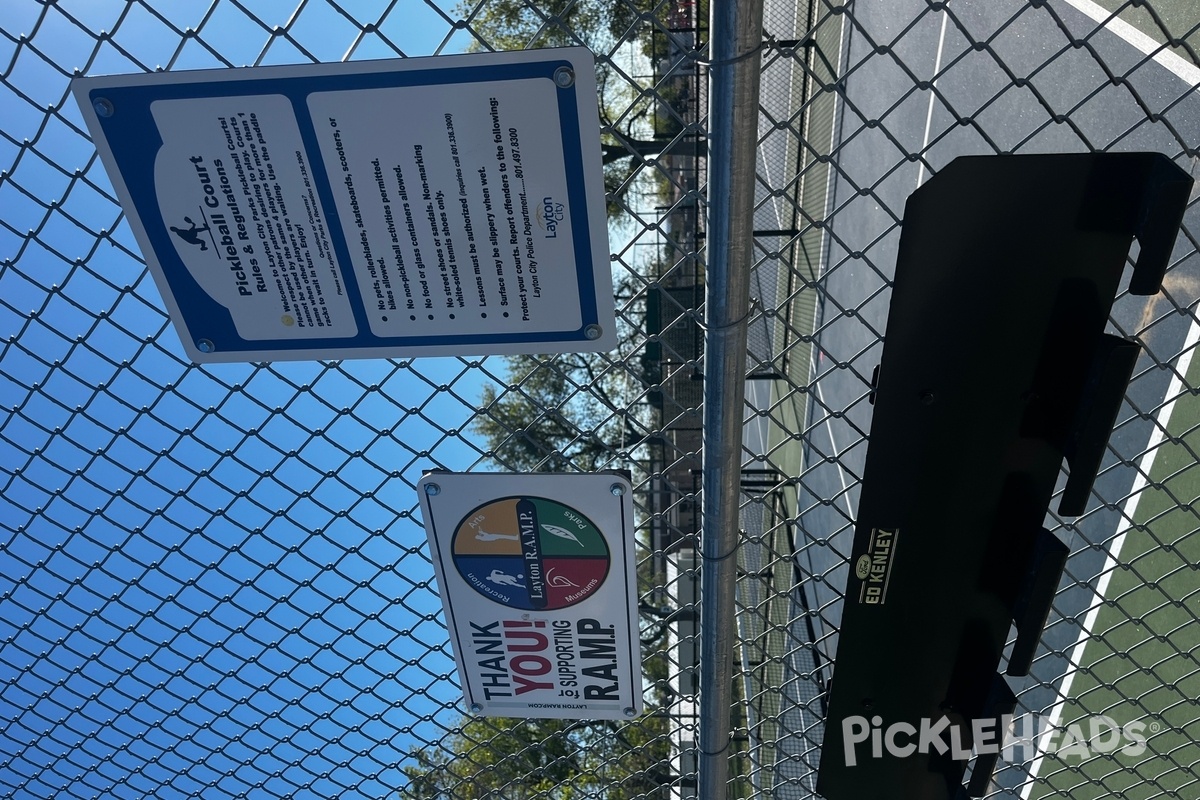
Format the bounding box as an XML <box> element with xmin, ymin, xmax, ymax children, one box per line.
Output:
<box><xmin>553</xmin><ymin>67</ymin><xmax>575</xmax><ymax>88</ymax></box>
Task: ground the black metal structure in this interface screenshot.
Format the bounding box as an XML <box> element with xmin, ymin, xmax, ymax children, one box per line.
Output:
<box><xmin>817</xmin><ymin>153</ymin><xmax>1193</xmax><ymax>800</ymax></box>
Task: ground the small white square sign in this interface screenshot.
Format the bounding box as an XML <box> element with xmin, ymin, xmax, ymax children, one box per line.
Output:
<box><xmin>418</xmin><ymin>472</ymin><xmax>642</xmax><ymax>720</ymax></box>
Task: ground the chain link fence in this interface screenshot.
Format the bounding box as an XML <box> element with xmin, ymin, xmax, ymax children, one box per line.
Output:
<box><xmin>2</xmin><ymin>0</ymin><xmax>1199</xmax><ymax>798</ymax></box>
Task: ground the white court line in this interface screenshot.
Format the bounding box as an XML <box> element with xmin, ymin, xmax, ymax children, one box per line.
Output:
<box><xmin>1060</xmin><ymin>0</ymin><xmax>1200</xmax><ymax>86</ymax></box>
<box><xmin>743</xmin><ymin>378</ymin><xmax>772</xmax><ymax>466</ymax></box>
<box><xmin>1017</xmin><ymin>4</ymin><xmax>1199</xmax><ymax>796</ymax></box>
<box><xmin>916</xmin><ymin>6</ymin><xmax>951</xmax><ymax>187</ymax></box>
<box><xmin>1019</xmin><ymin>316</ymin><xmax>1200</xmax><ymax>799</ymax></box>
<box><xmin>746</xmin><ymin>49</ymin><xmax>789</xmax><ymax>466</ymax></box>
<box><xmin>815</xmin><ymin>377</ymin><xmax>858</xmax><ymax>521</ymax></box>
<box><xmin>816</xmin><ymin>6</ymin><xmax>945</xmax><ymax>525</ymax></box>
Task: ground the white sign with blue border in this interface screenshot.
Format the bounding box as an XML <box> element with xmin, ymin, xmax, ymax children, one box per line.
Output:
<box><xmin>72</xmin><ymin>48</ymin><xmax>615</xmax><ymax>362</ymax></box>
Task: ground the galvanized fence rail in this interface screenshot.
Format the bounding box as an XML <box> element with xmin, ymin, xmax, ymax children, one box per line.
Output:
<box><xmin>2</xmin><ymin>1</ymin><xmax>1199</xmax><ymax>798</ymax></box>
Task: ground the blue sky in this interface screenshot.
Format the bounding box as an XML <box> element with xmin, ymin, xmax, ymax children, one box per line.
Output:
<box><xmin>0</xmin><ymin>2</ymin><xmax>507</xmax><ymax>797</ymax></box>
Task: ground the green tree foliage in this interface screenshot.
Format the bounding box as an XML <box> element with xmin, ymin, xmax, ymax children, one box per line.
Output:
<box><xmin>473</xmin><ymin>352</ymin><xmax>636</xmax><ymax>472</ymax></box>
<box><xmin>471</xmin><ymin>267</ymin><xmax>652</xmax><ymax>473</ymax></box>
<box><xmin>457</xmin><ymin>0</ymin><xmax>700</xmax><ymax>218</ymax></box>
<box><xmin>403</xmin><ymin>717</ymin><xmax>584</xmax><ymax>799</ymax></box>
<box><xmin>402</xmin><ymin>652</ymin><xmax>672</xmax><ymax>799</ymax></box>
<box><xmin>457</xmin><ymin>0</ymin><xmax>659</xmax><ymax>51</ymax></box>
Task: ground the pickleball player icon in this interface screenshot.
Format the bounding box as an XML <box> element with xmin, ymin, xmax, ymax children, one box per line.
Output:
<box><xmin>170</xmin><ymin>216</ymin><xmax>210</xmax><ymax>251</ymax></box>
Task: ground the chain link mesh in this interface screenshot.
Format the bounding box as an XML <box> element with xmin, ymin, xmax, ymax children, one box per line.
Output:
<box><xmin>2</xmin><ymin>0</ymin><xmax>1198</xmax><ymax>798</ymax></box>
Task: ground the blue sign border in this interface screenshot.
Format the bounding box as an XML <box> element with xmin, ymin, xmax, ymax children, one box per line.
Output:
<box><xmin>88</xmin><ymin>59</ymin><xmax>602</xmax><ymax>356</ymax></box>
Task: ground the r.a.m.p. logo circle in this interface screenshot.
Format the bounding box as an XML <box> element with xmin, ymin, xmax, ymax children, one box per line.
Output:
<box><xmin>451</xmin><ymin>496</ymin><xmax>610</xmax><ymax>610</ymax></box>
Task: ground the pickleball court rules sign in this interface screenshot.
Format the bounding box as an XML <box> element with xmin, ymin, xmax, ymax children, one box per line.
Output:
<box><xmin>418</xmin><ymin>472</ymin><xmax>642</xmax><ymax>720</ymax></box>
<box><xmin>72</xmin><ymin>47</ymin><xmax>614</xmax><ymax>362</ymax></box>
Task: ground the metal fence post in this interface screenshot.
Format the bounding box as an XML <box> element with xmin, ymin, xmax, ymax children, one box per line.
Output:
<box><xmin>700</xmin><ymin>0</ymin><xmax>765</xmax><ymax>795</ymax></box>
